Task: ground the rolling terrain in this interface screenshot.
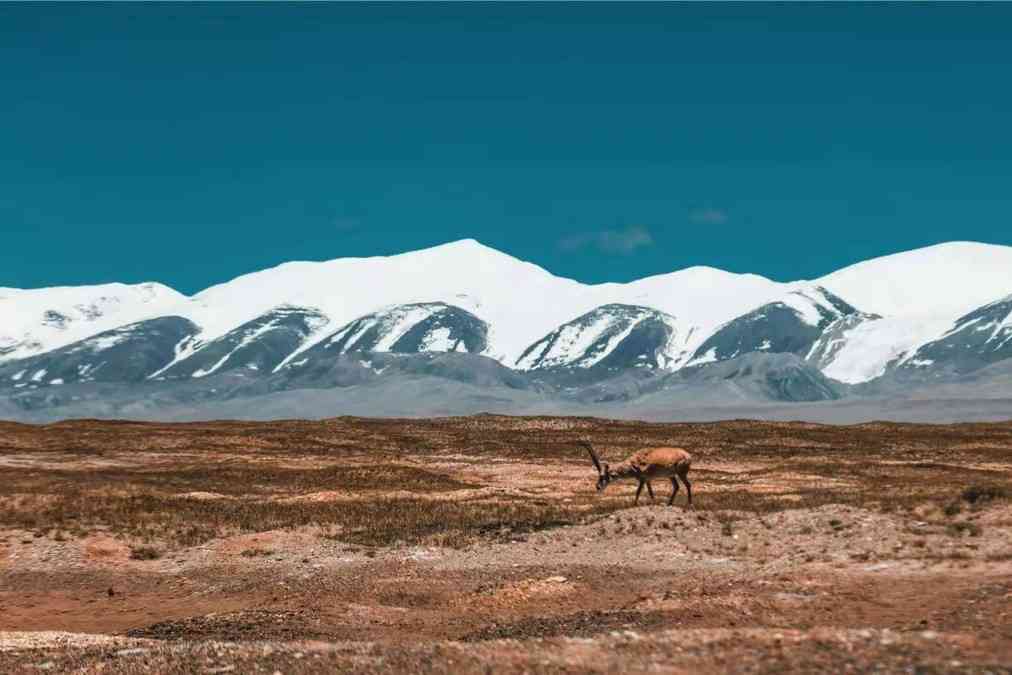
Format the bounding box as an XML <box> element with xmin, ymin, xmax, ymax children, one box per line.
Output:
<box><xmin>1</xmin><ymin>415</ymin><xmax>1010</xmax><ymax>672</ymax></box>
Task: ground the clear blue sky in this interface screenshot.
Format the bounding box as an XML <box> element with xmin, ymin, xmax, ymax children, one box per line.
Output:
<box><xmin>2</xmin><ymin>3</ymin><xmax>1010</xmax><ymax>294</ymax></box>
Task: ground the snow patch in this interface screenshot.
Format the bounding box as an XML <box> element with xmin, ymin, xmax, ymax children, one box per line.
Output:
<box><xmin>358</xmin><ymin>359</ymin><xmax>387</xmax><ymax>375</ymax></box>
<box><xmin>581</xmin><ymin>319</ymin><xmax>642</xmax><ymax>368</ymax></box>
<box><xmin>820</xmin><ymin>315</ymin><xmax>954</xmax><ymax>384</ymax></box>
<box><xmin>687</xmin><ymin>347</ymin><xmax>718</xmax><ymax>367</ymax></box>
<box><xmin>778</xmin><ymin>287</ymin><xmax>843</xmax><ymax>327</ymax></box>
<box><xmin>779</xmin><ymin>294</ymin><xmax>823</xmax><ymax>327</ymax></box>
<box><xmin>81</xmin><ymin>333</ymin><xmax>128</xmax><ymax>351</ymax></box>
<box><xmin>985</xmin><ymin>304</ymin><xmax>1012</xmax><ymax>345</ymax></box>
<box><xmin>322</xmin><ymin>303</ymin><xmax>470</xmax><ymax>357</ymax></box>
<box><xmin>148</xmin><ymin>334</ymin><xmax>201</xmax><ymax>379</ymax></box>
<box><xmin>420</xmin><ymin>327</ymin><xmax>456</xmax><ymax>352</ymax></box>
<box><xmin>373</xmin><ymin>305</ymin><xmax>440</xmax><ymax>352</ymax></box>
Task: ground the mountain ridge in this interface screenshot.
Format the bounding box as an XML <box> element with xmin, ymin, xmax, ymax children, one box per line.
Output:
<box><xmin>2</xmin><ymin>240</ymin><xmax>1011</xmax><ymax>413</ymax></box>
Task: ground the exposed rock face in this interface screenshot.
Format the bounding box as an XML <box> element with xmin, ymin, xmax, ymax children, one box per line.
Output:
<box><xmin>516</xmin><ymin>304</ymin><xmax>686</xmax><ymax>374</ymax></box>
<box><xmin>157</xmin><ymin>306</ymin><xmax>329</xmax><ymax>379</ymax></box>
<box><xmin>0</xmin><ymin>317</ymin><xmax>198</xmax><ymax>386</ymax></box>
<box><xmin>894</xmin><ymin>294</ymin><xmax>1012</xmax><ymax>379</ymax></box>
<box><xmin>317</xmin><ymin>303</ymin><xmax>488</xmax><ymax>356</ymax></box>
<box><xmin>688</xmin><ymin>287</ymin><xmax>876</xmax><ymax>367</ymax></box>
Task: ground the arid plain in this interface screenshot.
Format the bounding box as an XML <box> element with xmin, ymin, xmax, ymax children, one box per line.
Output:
<box><xmin>1</xmin><ymin>415</ymin><xmax>1010</xmax><ymax>673</ymax></box>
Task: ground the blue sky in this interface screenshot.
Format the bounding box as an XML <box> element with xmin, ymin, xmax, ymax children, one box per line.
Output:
<box><xmin>2</xmin><ymin>3</ymin><xmax>1010</xmax><ymax>294</ymax></box>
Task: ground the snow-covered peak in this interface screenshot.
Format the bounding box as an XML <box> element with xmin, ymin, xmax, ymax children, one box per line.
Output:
<box><xmin>684</xmin><ymin>284</ymin><xmax>865</xmax><ymax>369</ymax></box>
<box><xmin>816</xmin><ymin>241</ymin><xmax>1012</xmax><ymax>319</ymax></box>
<box><xmin>810</xmin><ymin>243</ymin><xmax>1012</xmax><ymax>383</ymax></box>
<box><xmin>515</xmin><ymin>304</ymin><xmax>688</xmax><ymax>371</ymax></box>
<box><xmin>817</xmin><ymin>288</ymin><xmax>1012</xmax><ymax>385</ymax></box>
<box><xmin>155</xmin><ymin>239</ymin><xmax>788</xmax><ymax>365</ymax></box>
<box><xmin>778</xmin><ymin>286</ymin><xmax>860</xmax><ymax>327</ymax></box>
<box><xmin>0</xmin><ymin>281</ymin><xmax>186</xmax><ymax>361</ymax></box>
<box><xmin>889</xmin><ymin>291</ymin><xmax>1012</xmax><ymax>377</ymax></box>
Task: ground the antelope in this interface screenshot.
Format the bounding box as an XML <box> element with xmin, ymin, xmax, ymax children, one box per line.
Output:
<box><xmin>581</xmin><ymin>440</ymin><xmax>692</xmax><ymax>507</ymax></box>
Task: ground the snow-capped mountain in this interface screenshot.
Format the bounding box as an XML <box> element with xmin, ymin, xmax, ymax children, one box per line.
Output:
<box><xmin>153</xmin><ymin>306</ymin><xmax>330</xmax><ymax>379</ymax></box>
<box><xmin>157</xmin><ymin>239</ymin><xmax>787</xmax><ymax>367</ymax></box>
<box><xmin>0</xmin><ymin>282</ymin><xmax>185</xmax><ymax>361</ymax></box>
<box><xmin>272</xmin><ymin>302</ymin><xmax>490</xmax><ymax>379</ymax></box>
<box><xmin>515</xmin><ymin>304</ymin><xmax>690</xmax><ymax>372</ymax></box>
<box><xmin>686</xmin><ymin>286</ymin><xmax>875</xmax><ymax>367</ymax></box>
<box><xmin>808</xmin><ymin>241</ymin><xmax>1012</xmax><ymax>383</ymax></box>
<box><xmin>816</xmin><ymin>241</ymin><xmax>1012</xmax><ymax>319</ymax></box>
<box><xmin>0</xmin><ymin>239</ymin><xmax>791</xmax><ymax>375</ymax></box>
<box><xmin>811</xmin><ymin>314</ymin><xmax>954</xmax><ymax>384</ymax></box>
<box><xmin>894</xmin><ymin>293</ymin><xmax>1012</xmax><ymax>378</ymax></box>
<box><xmin>2</xmin><ymin>239</ymin><xmax>1011</xmax><ymax>407</ymax></box>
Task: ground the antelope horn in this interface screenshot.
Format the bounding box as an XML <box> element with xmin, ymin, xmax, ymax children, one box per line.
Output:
<box><xmin>581</xmin><ymin>440</ymin><xmax>602</xmax><ymax>475</ymax></box>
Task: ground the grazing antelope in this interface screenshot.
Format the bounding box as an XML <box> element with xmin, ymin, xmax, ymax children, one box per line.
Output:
<box><xmin>581</xmin><ymin>440</ymin><xmax>692</xmax><ymax>507</ymax></box>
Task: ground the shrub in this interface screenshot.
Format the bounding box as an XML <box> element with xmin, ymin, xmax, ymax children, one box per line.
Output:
<box><xmin>946</xmin><ymin>522</ymin><xmax>982</xmax><ymax>537</ymax></box>
<box><xmin>129</xmin><ymin>545</ymin><xmax>162</xmax><ymax>560</ymax></box>
<box><xmin>961</xmin><ymin>483</ymin><xmax>1009</xmax><ymax>505</ymax></box>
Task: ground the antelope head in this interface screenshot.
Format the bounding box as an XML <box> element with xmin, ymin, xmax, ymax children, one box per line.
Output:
<box><xmin>581</xmin><ymin>440</ymin><xmax>611</xmax><ymax>492</ymax></box>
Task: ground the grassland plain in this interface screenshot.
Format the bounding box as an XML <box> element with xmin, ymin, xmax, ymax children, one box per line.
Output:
<box><xmin>1</xmin><ymin>415</ymin><xmax>1010</xmax><ymax>673</ymax></box>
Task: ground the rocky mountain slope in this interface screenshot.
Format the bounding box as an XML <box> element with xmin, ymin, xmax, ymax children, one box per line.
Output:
<box><xmin>892</xmin><ymin>293</ymin><xmax>1012</xmax><ymax>379</ymax></box>
<box><xmin>686</xmin><ymin>287</ymin><xmax>877</xmax><ymax>367</ymax></box>
<box><xmin>1</xmin><ymin>240</ymin><xmax>1010</xmax><ymax>422</ymax></box>
<box><xmin>515</xmin><ymin>304</ymin><xmax>690</xmax><ymax>373</ymax></box>
<box><xmin>0</xmin><ymin>317</ymin><xmax>199</xmax><ymax>386</ymax></box>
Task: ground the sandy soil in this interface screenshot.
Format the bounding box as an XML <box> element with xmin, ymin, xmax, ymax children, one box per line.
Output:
<box><xmin>0</xmin><ymin>416</ymin><xmax>1010</xmax><ymax>673</ymax></box>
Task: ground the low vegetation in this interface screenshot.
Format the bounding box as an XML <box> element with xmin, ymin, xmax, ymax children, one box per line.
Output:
<box><xmin>128</xmin><ymin>545</ymin><xmax>162</xmax><ymax>560</ymax></box>
<box><xmin>0</xmin><ymin>417</ymin><xmax>1010</xmax><ymax>552</ymax></box>
<box><xmin>961</xmin><ymin>482</ymin><xmax>1009</xmax><ymax>505</ymax></box>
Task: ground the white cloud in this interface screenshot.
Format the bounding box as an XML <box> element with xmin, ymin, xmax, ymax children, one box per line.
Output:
<box><xmin>690</xmin><ymin>208</ymin><xmax>728</xmax><ymax>225</ymax></box>
<box><xmin>559</xmin><ymin>224</ymin><xmax>654</xmax><ymax>255</ymax></box>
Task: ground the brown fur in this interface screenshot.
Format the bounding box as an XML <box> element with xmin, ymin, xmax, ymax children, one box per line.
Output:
<box><xmin>583</xmin><ymin>441</ymin><xmax>693</xmax><ymax>507</ymax></box>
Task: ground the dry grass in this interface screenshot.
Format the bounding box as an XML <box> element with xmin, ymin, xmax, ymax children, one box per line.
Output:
<box><xmin>0</xmin><ymin>463</ymin><xmax>474</xmax><ymax>497</ymax></box>
<box><xmin>1</xmin><ymin>416</ymin><xmax>1010</xmax><ymax>551</ymax></box>
<box><xmin>0</xmin><ymin>486</ymin><xmax>626</xmax><ymax>549</ymax></box>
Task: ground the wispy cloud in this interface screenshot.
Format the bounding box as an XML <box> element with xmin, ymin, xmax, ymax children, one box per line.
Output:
<box><xmin>334</xmin><ymin>216</ymin><xmax>362</xmax><ymax>232</ymax></box>
<box><xmin>689</xmin><ymin>208</ymin><xmax>728</xmax><ymax>225</ymax></box>
<box><xmin>558</xmin><ymin>224</ymin><xmax>654</xmax><ymax>255</ymax></box>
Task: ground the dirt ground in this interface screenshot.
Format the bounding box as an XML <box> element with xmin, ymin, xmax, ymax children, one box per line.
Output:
<box><xmin>0</xmin><ymin>415</ymin><xmax>1010</xmax><ymax>673</ymax></box>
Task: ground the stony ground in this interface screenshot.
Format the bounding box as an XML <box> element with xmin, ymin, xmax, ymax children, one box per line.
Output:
<box><xmin>0</xmin><ymin>415</ymin><xmax>1010</xmax><ymax>673</ymax></box>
